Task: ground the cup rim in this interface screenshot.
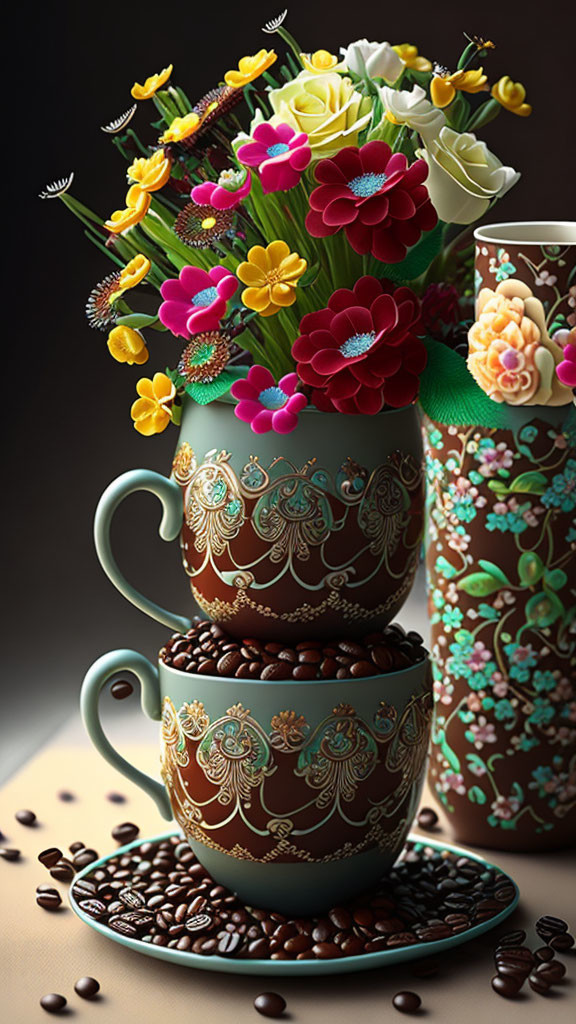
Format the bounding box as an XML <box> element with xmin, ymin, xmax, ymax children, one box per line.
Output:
<box><xmin>474</xmin><ymin>221</ymin><xmax>576</xmax><ymax>246</ymax></box>
<box><xmin>158</xmin><ymin>655</ymin><xmax>428</xmax><ymax>686</ymax></box>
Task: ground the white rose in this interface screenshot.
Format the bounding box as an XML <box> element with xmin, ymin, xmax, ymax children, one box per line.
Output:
<box><xmin>379</xmin><ymin>84</ymin><xmax>446</xmax><ymax>143</ymax></box>
<box><xmin>340</xmin><ymin>39</ymin><xmax>403</xmax><ymax>83</ymax></box>
<box><xmin>418</xmin><ymin>127</ymin><xmax>520</xmax><ymax>224</ymax></box>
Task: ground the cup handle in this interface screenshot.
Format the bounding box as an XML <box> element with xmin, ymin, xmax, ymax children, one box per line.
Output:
<box><xmin>94</xmin><ymin>469</ymin><xmax>192</xmax><ymax>633</ymax></box>
<box><xmin>80</xmin><ymin>649</ymin><xmax>172</xmax><ymax>820</ymax></box>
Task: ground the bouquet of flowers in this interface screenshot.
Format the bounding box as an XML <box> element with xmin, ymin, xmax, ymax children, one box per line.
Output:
<box><xmin>44</xmin><ymin>11</ymin><xmax>552</xmax><ymax>436</ymax></box>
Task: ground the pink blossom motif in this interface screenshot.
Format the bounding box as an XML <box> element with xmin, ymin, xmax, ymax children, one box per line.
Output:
<box><xmin>237</xmin><ymin>122</ymin><xmax>311</xmax><ymax>193</ymax></box>
<box><xmin>448</xmin><ymin>530</ymin><xmax>471</xmax><ymax>552</ymax></box>
<box><xmin>477</xmin><ymin>442</ymin><xmax>514</xmax><ymax>478</ymax></box>
<box><xmin>493</xmin><ymin>677</ymin><xmax>509</xmax><ymax>698</ymax></box>
<box><xmin>433</xmin><ymin>679</ymin><xmax>454</xmax><ymax>705</ymax></box>
<box><xmin>490</xmin><ymin>794</ymin><xmax>521</xmax><ymax>820</ymax></box>
<box><xmin>512</xmin><ymin>644</ymin><xmax>536</xmax><ymax>664</ymax></box>
<box><xmin>439</xmin><ymin>771</ymin><xmax>466</xmax><ymax>795</ymax></box>
<box><xmin>191</xmin><ymin>168</ymin><xmax>252</xmax><ymax>210</ymax></box>
<box><xmin>230</xmin><ymin>366</ymin><xmax>307</xmax><ymax>434</ymax></box>
<box><xmin>469</xmin><ymin>716</ymin><xmax>497</xmax><ymax>750</ymax></box>
<box><xmin>159</xmin><ymin>266</ymin><xmax>238</xmax><ymax>339</ymax></box>
<box><xmin>466</xmin><ymin>641</ymin><xmax>492</xmax><ymax>674</ymax></box>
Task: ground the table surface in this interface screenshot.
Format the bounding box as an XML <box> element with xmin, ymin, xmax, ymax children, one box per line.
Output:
<box><xmin>1</xmin><ymin>717</ymin><xmax>574</xmax><ymax>1024</ymax></box>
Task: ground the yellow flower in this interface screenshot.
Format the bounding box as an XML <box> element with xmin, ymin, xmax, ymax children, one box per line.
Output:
<box><xmin>118</xmin><ymin>253</ymin><xmax>151</xmax><ymax>290</ymax></box>
<box><xmin>491</xmin><ymin>76</ymin><xmax>532</xmax><ymax>117</ymax></box>
<box><xmin>108</xmin><ymin>325</ymin><xmax>149</xmax><ymax>365</ymax></box>
<box><xmin>268</xmin><ymin>72</ymin><xmax>371</xmax><ymax>158</ymax></box>
<box><xmin>131</xmin><ymin>373</ymin><xmax>176</xmax><ymax>435</ymax></box>
<box><xmin>393</xmin><ymin>43</ymin><xmax>432</xmax><ymax>72</ymax></box>
<box><xmin>237</xmin><ymin>241</ymin><xmax>307</xmax><ymax>318</ymax></box>
<box><xmin>300</xmin><ymin>50</ymin><xmax>345</xmax><ymax>74</ymax></box>
<box><xmin>104</xmin><ymin>185</ymin><xmax>151</xmax><ymax>234</ymax></box>
<box><xmin>159</xmin><ymin>112</ymin><xmax>201</xmax><ymax>144</ymax></box>
<box><xmin>131</xmin><ymin>65</ymin><xmax>173</xmax><ymax>101</ymax></box>
<box><xmin>128</xmin><ymin>149</ymin><xmax>172</xmax><ymax>192</ymax></box>
<box><xmin>224</xmin><ymin>49</ymin><xmax>277</xmax><ymax>89</ymax></box>
<box><xmin>431</xmin><ymin>67</ymin><xmax>488</xmax><ymax>108</ymax></box>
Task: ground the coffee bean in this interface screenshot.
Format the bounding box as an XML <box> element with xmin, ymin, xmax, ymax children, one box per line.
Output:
<box><xmin>216</xmin><ymin>651</ymin><xmax>242</xmax><ymax>676</ymax></box>
<box><xmin>495</xmin><ymin>946</ymin><xmax>534</xmax><ymax>977</ymax></box>
<box><xmin>549</xmin><ymin>932</ymin><xmax>574</xmax><ymax>951</ymax></box>
<box><xmin>40</xmin><ymin>993</ymin><xmax>67</xmax><ymax>1013</ymax></box>
<box><xmin>69</xmin><ymin>841</ymin><xmax>84</xmax><ymax>853</ymax></box>
<box><xmin>217</xmin><ymin>931</ymin><xmax>242</xmax><ymax>956</ymax></box>
<box><xmin>112</xmin><ymin>822</ymin><xmax>139</xmax><ymax>844</ymax></box>
<box><xmin>491</xmin><ymin>974</ymin><xmax>522</xmax><ymax>999</ymax></box>
<box><xmin>254</xmin><ymin>992</ymin><xmax>286</xmax><ymax>1018</ymax></box>
<box><xmin>15</xmin><ymin>809</ymin><xmax>36</xmax><ymax>826</ymax></box>
<box><xmin>50</xmin><ymin>860</ymin><xmax>74</xmax><ymax>881</ymax></box>
<box><xmin>185</xmin><ymin>912</ymin><xmax>213</xmax><ymax>933</ymax></box>
<box><xmin>416</xmin><ymin>807</ymin><xmax>438</xmax><ymax>830</ymax></box>
<box><xmin>109</xmin><ymin>915</ymin><xmax>140</xmax><ymax>937</ymax></box>
<box><xmin>57</xmin><ymin>790</ymin><xmax>75</xmax><ymax>801</ymax></box>
<box><xmin>74</xmin><ymin>976</ymin><xmax>100</xmax><ymax>999</ymax></box>
<box><xmin>312</xmin><ymin>942</ymin><xmax>342</xmax><ymax>959</ymax></box>
<box><xmin>0</xmin><ymin>847</ymin><xmax>20</xmax><ymax>861</ymax></box>
<box><xmin>73</xmin><ymin>848</ymin><xmax>99</xmax><ymax>868</ymax></box>
<box><xmin>261</xmin><ymin>662</ymin><xmax>292</xmax><ymax>681</ymax></box>
<box><xmin>106</xmin><ymin>792</ymin><xmax>126</xmax><ymax>803</ymax></box>
<box><xmin>111</xmin><ymin>679</ymin><xmax>134</xmax><ymax>700</ymax></box>
<box><xmin>72</xmin><ymin>879</ymin><xmax>97</xmax><ymax>900</ymax></box>
<box><xmin>392</xmin><ymin>991</ymin><xmax>422</xmax><ymax>1013</ymax></box>
<box><xmin>36</xmin><ymin>887</ymin><xmax>62</xmax><ymax>910</ymax></box>
<box><xmin>351</xmin><ymin>660</ymin><xmax>377</xmax><ymax>678</ymax></box>
<box><xmin>534</xmin><ymin>945</ymin><xmax>554</xmax><ymax>962</ymax></box>
<box><xmin>79</xmin><ymin>898</ymin><xmax>107</xmax><ymax>918</ymax></box>
<box><xmin>38</xmin><ymin>848</ymin><xmax>62</xmax><ymax>868</ymax></box>
<box><xmin>528</xmin><ymin>971</ymin><xmax>550</xmax><ymax>995</ymax></box>
<box><xmin>535</xmin><ymin>915</ymin><xmax>568</xmax><ymax>940</ymax></box>
<box><xmin>496</xmin><ymin>929</ymin><xmax>526</xmax><ymax>949</ymax></box>
<box><xmin>119</xmin><ymin>887</ymin><xmax>146</xmax><ymax>909</ymax></box>
<box><xmin>536</xmin><ymin>959</ymin><xmax>566</xmax><ymax>984</ymax></box>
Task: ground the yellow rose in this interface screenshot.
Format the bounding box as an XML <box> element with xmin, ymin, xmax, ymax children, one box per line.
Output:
<box><xmin>131</xmin><ymin>373</ymin><xmax>176</xmax><ymax>435</ymax></box>
<box><xmin>268</xmin><ymin>72</ymin><xmax>372</xmax><ymax>159</ymax></box>
<box><xmin>131</xmin><ymin>65</ymin><xmax>173</xmax><ymax>101</ymax></box>
<box><xmin>108</xmin><ymin>325</ymin><xmax>149</xmax><ymax>365</ymax></box>
<box><xmin>104</xmin><ymin>185</ymin><xmax>151</xmax><ymax>234</ymax></box>
<box><xmin>128</xmin><ymin>149</ymin><xmax>172</xmax><ymax>192</ymax></box>
<box><xmin>491</xmin><ymin>76</ymin><xmax>532</xmax><ymax>117</ymax></box>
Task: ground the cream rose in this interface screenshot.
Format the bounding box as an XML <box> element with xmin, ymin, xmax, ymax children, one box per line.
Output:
<box><xmin>379</xmin><ymin>84</ymin><xmax>446</xmax><ymax>143</ymax></box>
<box><xmin>267</xmin><ymin>72</ymin><xmax>372</xmax><ymax>159</ymax></box>
<box><xmin>417</xmin><ymin>128</ymin><xmax>519</xmax><ymax>224</ymax></box>
<box><xmin>340</xmin><ymin>39</ymin><xmax>403</xmax><ymax>83</ymax></box>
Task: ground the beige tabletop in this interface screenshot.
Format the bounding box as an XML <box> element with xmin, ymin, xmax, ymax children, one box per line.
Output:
<box><xmin>1</xmin><ymin>728</ymin><xmax>574</xmax><ymax>1024</ymax></box>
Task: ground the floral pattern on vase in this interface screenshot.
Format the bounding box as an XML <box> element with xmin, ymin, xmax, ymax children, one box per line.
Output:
<box><xmin>424</xmin><ymin>409</ymin><xmax>576</xmax><ymax>850</ymax></box>
<box><xmin>475</xmin><ymin>240</ymin><xmax>575</xmax><ymax>331</ymax></box>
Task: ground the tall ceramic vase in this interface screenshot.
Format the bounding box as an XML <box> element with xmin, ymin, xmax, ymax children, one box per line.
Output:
<box><xmin>95</xmin><ymin>396</ymin><xmax>425</xmax><ymax>641</ymax></box>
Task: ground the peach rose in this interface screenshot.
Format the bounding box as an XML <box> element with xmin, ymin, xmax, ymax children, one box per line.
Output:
<box><xmin>467</xmin><ymin>280</ymin><xmax>573</xmax><ymax>406</ymax></box>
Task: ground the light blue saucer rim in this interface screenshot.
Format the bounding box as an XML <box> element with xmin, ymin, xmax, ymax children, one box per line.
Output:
<box><xmin>68</xmin><ymin>831</ymin><xmax>520</xmax><ymax>977</ymax></box>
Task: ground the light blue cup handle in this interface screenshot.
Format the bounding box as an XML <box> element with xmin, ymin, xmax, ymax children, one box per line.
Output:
<box><xmin>94</xmin><ymin>469</ymin><xmax>192</xmax><ymax>633</ymax></box>
<box><xmin>80</xmin><ymin>649</ymin><xmax>172</xmax><ymax>820</ymax></box>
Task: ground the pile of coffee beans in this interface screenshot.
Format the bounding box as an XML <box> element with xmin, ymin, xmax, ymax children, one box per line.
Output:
<box><xmin>490</xmin><ymin>917</ymin><xmax>573</xmax><ymax>999</ymax></box>
<box><xmin>70</xmin><ymin>834</ymin><xmax>515</xmax><ymax>963</ymax></box>
<box><xmin>160</xmin><ymin>620</ymin><xmax>427</xmax><ymax>681</ymax></box>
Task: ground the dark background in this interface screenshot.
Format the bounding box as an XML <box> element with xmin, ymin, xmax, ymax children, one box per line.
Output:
<box><xmin>3</xmin><ymin>0</ymin><xmax>575</xmax><ymax>774</ymax></box>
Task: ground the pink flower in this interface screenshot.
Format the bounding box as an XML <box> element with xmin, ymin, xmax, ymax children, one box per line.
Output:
<box><xmin>469</xmin><ymin>716</ymin><xmax>497</xmax><ymax>749</ymax></box>
<box><xmin>490</xmin><ymin>794</ymin><xmax>521</xmax><ymax>820</ymax></box>
<box><xmin>159</xmin><ymin>266</ymin><xmax>238</xmax><ymax>339</ymax></box>
<box><xmin>434</xmin><ymin>679</ymin><xmax>454</xmax><ymax>705</ymax></box>
<box><xmin>237</xmin><ymin>122</ymin><xmax>311</xmax><ymax>193</ymax></box>
<box><xmin>191</xmin><ymin>168</ymin><xmax>252</xmax><ymax>210</ymax></box>
<box><xmin>230</xmin><ymin>366</ymin><xmax>307</xmax><ymax>434</ymax></box>
<box><xmin>466</xmin><ymin>641</ymin><xmax>491</xmax><ymax>673</ymax></box>
<box><xmin>477</xmin><ymin>442</ymin><xmax>514</xmax><ymax>477</ymax></box>
<box><xmin>440</xmin><ymin>771</ymin><xmax>466</xmax><ymax>795</ymax></box>
<box><xmin>556</xmin><ymin>336</ymin><xmax>576</xmax><ymax>388</ymax></box>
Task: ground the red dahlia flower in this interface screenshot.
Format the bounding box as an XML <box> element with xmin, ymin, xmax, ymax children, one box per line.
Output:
<box><xmin>292</xmin><ymin>276</ymin><xmax>426</xmax><ymax>413</ymax></box>
<box><xmin>306</xmin><ymin>141</ymin><xmax>437</xmax><ymax>263</ymax></box>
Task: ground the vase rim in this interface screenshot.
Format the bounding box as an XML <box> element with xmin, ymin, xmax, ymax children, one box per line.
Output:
<box><xmin>194</xmin><ymin>386</ymin><xmax>419</xmax><ymax>417</ymax></box>
<box><xmin>474</xmin><ymin>221</ymin><xmax>576</xmax><ymax>246</ymax></box>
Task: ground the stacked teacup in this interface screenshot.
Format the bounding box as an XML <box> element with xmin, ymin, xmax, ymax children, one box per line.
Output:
<box><xmin>82</xmin><ymin>398</ymin><xmax>432</xmax><ymax>913</ymax></box>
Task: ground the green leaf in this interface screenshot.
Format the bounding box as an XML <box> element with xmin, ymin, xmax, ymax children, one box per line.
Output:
<box><xmin>525</xmin><ymin>591</ymin><xmax>564</xmax><ymax>628</ymax></box>
<box><xmin>418</xmin><ymin>338</ymin><xmax>513</xmax><ymax>428</ymax></box>
<box><xmin>543</xmin><ymin>568</ymin><xmax>567</xmax><ymax>591</ymax></box>
<box><xmin>457</xmin><ymin>572</ymin><xmax>503</xmax><ymax>597</ymax></box>
<box><xmin>488</xmin><ymin>479</ymin><xmax>510</xmax><ymax>494</ymax></box>
<box><xmin>509</xmin><ymin>471</ymin><xmax>548</xmax><ymax>495</ymax></box>
<box><xmin>116</xmin><ymin>313</ymin><xmax>160</xmax><ymax>329</ymax></box>
<box><xmin>170</xmin><ymin>402</ymin><xmax>182</xmax><ymax>426</ymax></box>
<box><xmin>437</xmin><ymin>730</ymin><xmax>460</xmax><ymax>773</ymax></box>
<box><xmin>298</xmin><ymin>261</ymin><xmax>321</xmax><ymax>288</ymax></box>
<box><xmin>382</xmin><ymin>221</ymin><xmax>445</xmax><ymax>283</ymax></box>
<box><xmin>478</xmin><ymin>560</ymin><xmax>510</xmax><ymax>586</ymax></box>
<box><xmin>518</xmin><ymin>551</ymin><xmax>544</xmax><ymax>587</ymax></box>
<box><xmin>468</xmin><ymin>786</ymin><xmax>487</xmax><ymax>805</ymax></box>
<box><xmin>184</xmin><ymin>368</ymin><xmax>247</xmax><ymax>406</ymax></box>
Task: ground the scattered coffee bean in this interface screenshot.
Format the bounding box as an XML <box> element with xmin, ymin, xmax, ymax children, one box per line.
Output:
<box><xmin>534</xmin><ymin>945</ymin><xmax>554</xmax><ymax>962</ymax></box>
<box><xmin>496</xmin><ymin>929</ymin><xmax>526</xmax><ymax>949</ymax></box>
<box><xmin>74</xmin><ymin>976</ymin><xmax>100</xmax><ymax>1000</ymax></box>
<box><xmin>535</xmin><ymin>915</ymin><xmax>568</xmax><ymax>941</ymax></box>
<box><xmin>254</xmin><ymin>992</ymin><xmax>286</xmax><ymax>1018</ymax></box>
<box><xmin>15</xmin><ymin>809</ymin><xmax>36</xmax><ymax>826</ymax></box>
<box><xmin>111</xmin><ymin>822</ymin><xmax>139</xmax><ymax>844</ymax></box>
<box><xmin>106</xmin><ymin>792</ymin><xmax>126</xmax><ymax>803</ymax></box>
<box><xmin>392</xmin><ymin>991</ymin><xmax>422</xmax><ymax>1013</ymax></box>
<box><xmin>535</xmin><ymin>959</ymin><xmax>566</xmax><ymax>984</ymax></box>
<box><xmin>111</xmin><ymin>679</ymin><xmax>134</xmax><ymax>700</ymax></box>
<box><xmin>73</xmin><ymin>848</ymin><xmax>100</xmax><ymax>869</ymax></box>
<box><xmin>40</xmin><ymin>993</ymin><xmax>67</xmax><ymax>1014</ymax></box>
<box><xmin>49</xmin><ymin>859</ymin><xmax>74</xmax><ymax>881</ymax></box>
<box><xmin>528</xmin><ymin>970</ymin><xmax>550</xmax><ymax>995</ymax></box>
<box><xmin>36</xmin><ymin>888</ymin><xmax>62</xmax><ymax>911</ymax></box>
<box><xmin>549</xmin><ymin>932</ymin><xmax>574</xmax><ymax>951</ymax></box>
<box><xmin>416</xmin><ymin>807</ymin><xmax>438</xmax><ymax>831</ymax></box>
<box><xmin>0</xmin><ymin>847</ymin><xmax>20</xmax><ymax>861</ymax></box>
<box><xmin>69</xmin><ymin>841</ymin><xmax>84</xmax><ymax>853</ymax></box>
<box><xmin>57</xmin><ymin>790</ymin><xmax>75</xmax><ymax>801</ymax></box>
<box><xmin>494</xmin><ymin>946</ymin><xmax>534</xmax><ymax>978</ymax></box>
<box><xmin>491</xmin><ymin>974</ymin><xmax>522</xmax><ymax>999</ymax></box>
<box><xmin>38</xmin><ymin>848</ymin><xmax>62</xmax><ymax>868</ymax></box>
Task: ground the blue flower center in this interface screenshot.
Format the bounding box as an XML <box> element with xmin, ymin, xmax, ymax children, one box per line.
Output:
<box><xmin>339</xmin><ymin>331</ymin><xmax>377</xmax><ymax>358</ymax></box>
<box><xmin>259</xmin><ymin>386</ymin><xmax>288</xmax><ymax>410</ymax></box>
<box><xmin>348</xmin><ymin>172</ymin><xmax>387</xmax><ymax>198</ymax></box>
<box><xmin>192</xmin><ymin>286</ymin><xmax>218</xmax><ymax>307</ymax></box>
<box><xmin>266</xmin><ymin>142</ymin><xmax>290</xmax><ymax>158</ymax></box>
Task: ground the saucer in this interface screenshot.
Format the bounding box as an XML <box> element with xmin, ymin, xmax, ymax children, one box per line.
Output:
<box><xmin>69</xmin><ymin>831</ymin><xmax>519</xmax><ymax>976</ymax></box>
